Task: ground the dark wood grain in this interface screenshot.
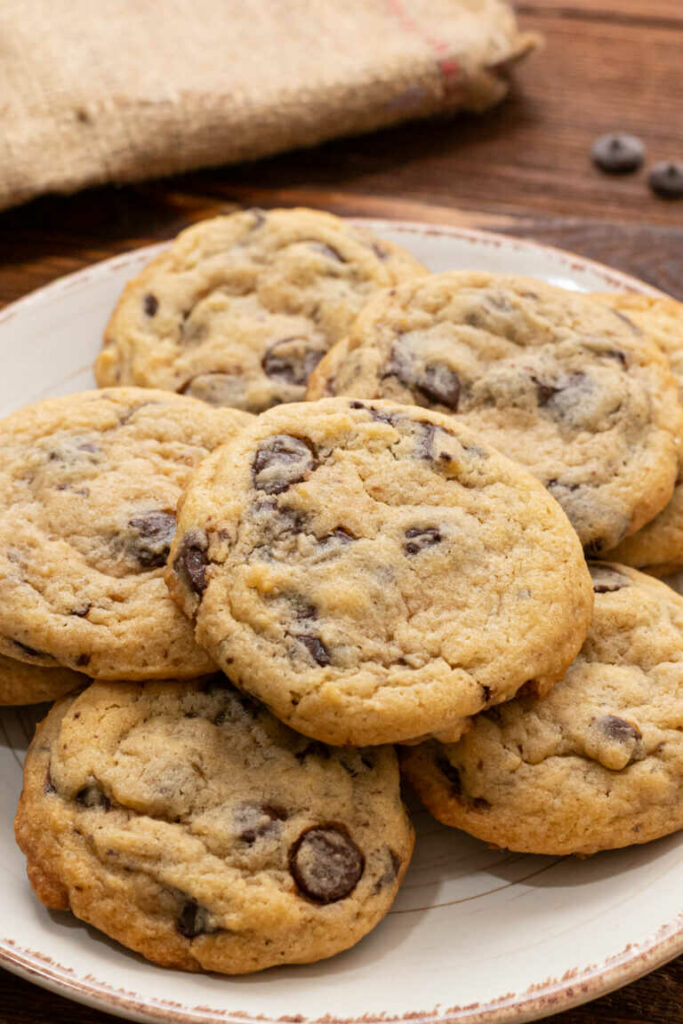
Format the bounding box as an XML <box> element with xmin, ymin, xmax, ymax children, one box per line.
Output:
<box><xmin>1</xmin><ymin>1</ymin><xmax>683</xmax><ymax>1022</ymax></box>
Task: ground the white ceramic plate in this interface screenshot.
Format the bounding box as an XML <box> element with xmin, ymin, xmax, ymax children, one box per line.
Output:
<box><xmin>0</xmin><ymin>221</ymin><xmax>681</xmax><ymax>1024</ymax></box>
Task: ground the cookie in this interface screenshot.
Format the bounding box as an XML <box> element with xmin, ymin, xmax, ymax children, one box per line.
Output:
<box><xmin>307</xmin><ymin>272</ymin><xmax>682</xmax><ymax>553</ymax></box>
<box><xmin>597</xmin><ymin>293</ymin><xmax>683</xmax><ymax>575</ymax></box>
<box><xmin>167</xmin><ymin>397</ymin><xmax>593</xmax><ymax>746</ymax></box>
<box><xmin>0</xmin><ymin>655</ymin><xmax>86</xmax><ymax>706</ymax></box>
<box><xmin>95</xmin><ymin>208</ymin><xmax>426</xmax><ymax>413</ymax></box>
<box><xmin>402</xmin><ymin>563</ymin><xmax>683</xmax><ymax>856</ymax></box>
<box><xmin>15</xmin><ymin>677</ymin><xmax>413</xmax><ymax>973</ymax></box>
<box><xmin>0</xmin><ymin>388</ymin><xmax>250</xmax><ymax>678</ymax></box>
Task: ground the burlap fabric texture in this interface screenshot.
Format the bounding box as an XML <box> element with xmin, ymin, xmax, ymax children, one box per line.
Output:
<box><xmin>0</xmin><ymin>0</ymin><xmax>537</xmax><ymax>211</ymax></box>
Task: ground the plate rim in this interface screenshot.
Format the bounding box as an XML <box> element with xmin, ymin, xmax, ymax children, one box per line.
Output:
<box><xmin>0</xmin><ymin>217</ymin><xmax>679</xmax><ymax>1024</ymax></box>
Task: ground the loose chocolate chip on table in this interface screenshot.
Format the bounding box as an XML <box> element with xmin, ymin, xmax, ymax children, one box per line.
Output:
<box><xmin>591</xmin><ymin>132</ymin><xmax>645</xmax><ymax>173</ymax></box>
<box><xmin>649</xmin><ymin>161</ymin><xmax>683</xmax><ymax>199</ymax></box>
<box><xmin>262</xmin><ymin>338</ymin><xmax>325</xmax><ymax>387</ymax></box>
<box><xmin>75</xmin><ymin>784</ymin><xmax>110</xmax><ymax>810</ymax></box>
<box><xmin>289</xmin><ymin>825</ymin><xmax>364</xmax><ymax>903</ymax></box>
<box><xmin>174</xmin><ymin>531</ymin><xmax>209</xmax><ymax>595</ymax></box>
<box><xmin>253</xmin><ymin>435</ymin><xmax>317</xmax><ymax>495</ymax></box>
<box><xmin>143</xmin><ymin>294</ymin><xmax>159</xmax><ymax>317</ymax></box>
<box><xmin>404</xmin><ymin>527</ymin><xmax>441</xmax><ymax>555</ymax></box>
<box><xmin>598</xmin><ymin>714</ymin><xmax>642</xmax><ymax>742</ymax></box>
<box><xmin>296</xmin><ymin>634</ymin><xmax>331</xmax><ymax>666</ymax></box>
<box><xmin>177</xmin><ymin>898</ymin><xmax>210</xmax><ymax>938</ymax></box>
<box><xmin>128</xmin><ymin>511</ymin><xmax>177</xmax><ymax>568</ymax></box>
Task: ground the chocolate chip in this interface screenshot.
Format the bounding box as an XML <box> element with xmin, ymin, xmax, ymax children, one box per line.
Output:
<box><xmin>388</xmin><ymin>343</ymin><xmax>461</xmax><ymax>410</ymax></box>
<box><xmin>481</xmin><ymin>685</ymin><xmax>492</xmax><ymax>704</ymax></box>
<box><xmin>289</xmin><ymin>825</ymin><xmax>364</xmax><ymax>904</ymax></box>
<box><xmin>404</xmin><ymin>527</ymin><xmax>441</xmax><ymax>554</ymax></box>
<box><xmin>584</xmin><ymin>538</ymin><xmax>607</xmax><ymax>558</ymax></box>
<box><xmin>235</xmin><ymin>803</ymin><xmax>287</xmax><ymax>844</ymax></box>
<box><xmin>436</xmin><ymin>756</ymin><xmax>462</xmax><ymax>797</ymax></box>
<box><xmin>71</xmin><ymin>603</ymin><xmax>91</xmax><ymax>618</ymax></box>
<box><xmin>75</xmin><ymin>654</ymin><xmax>90</xmax><ymax>667</ymax></box>
<box><xmin>649</xmin><ymin>161</ymin><xmax>683</xmax><ymax>199</ymax></box>
<box><xmin>532</xmin><ymin>376</ymin><xmax>561</xmax><ymax>406</ymax></box>
<box><xmin>296</xmin><ymin>634</ymin><xmax>331</xmax><ymax>666</ymax></box>
<box><xmin>253</xmin><ymin>435</ymin><xmax>317</xmax><ymax>495</ymax></box>
<box><xmin>375</xmin><ymin>849</ymin><xmax>402</xmax><ymax>892</ymax></box>
<box><xmin>44</xmin><ymin>771</ymin><xmax>56</xmax><ymax>794</ymax></box>
<box><xmin>547</xmin><ymin>478</ymin><xmax>579</xmax><ymax>493</ymax></box>
<box><xmin>143</xmin><ymin>294</ymin><xmax>159</xmax><ymax>317</ymax></box>
<box><xmin>174</xmin><ymin>531</ymin><xmax>209</xmax><ymax>595</ymax></box>
<box><xmin>128</xmin><ymin>511</ymin><xmax>177</xmax><ymax>568</ymax></box>
<box><xmin>588</xmin><ymin>562</ymin><xmax>630</xmax><ymax>593</ymax></box>
<box><xmin>599</xmin><ymin>715</ymin><xmax>642</xmax><ymax>742</ymax></box>
<box><xmin>177</xmin><ymin>898</ymin><xmax>210</xmax><ymax>938</ymax></box>
<box><xmin>591</xmin><ymin>133</ymin><xmax>645</xmax><ymax>173</ymax></box>
<box><xmin>472</xmin><ymin>797</ymin><xmax>492</xmax><ymax>810</ymax></box>
<box><xmin>262</xmin><ymin>338</ymin><xmax>325</xmax><ymax>387</ymax></box>
<box><xmin>75</xmin><ymin>784</ymin><xmax>110</xmax><ymax>810</ymax></box>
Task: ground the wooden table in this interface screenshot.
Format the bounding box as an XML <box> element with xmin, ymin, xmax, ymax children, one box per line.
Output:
<box><xmin>0</xmin><ymin>1</ymin><xmax>682</xmax><ymax>1021</ymax></box>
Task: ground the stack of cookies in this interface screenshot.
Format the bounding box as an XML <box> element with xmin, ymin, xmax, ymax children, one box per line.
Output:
<box><xmin>4</xmin><ymin>208</ymin><xmax>683</xmax><ymax>976</ymax></box>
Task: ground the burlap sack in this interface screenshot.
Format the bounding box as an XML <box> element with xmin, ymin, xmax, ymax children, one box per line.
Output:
<box><xmin>0</xmin><ymin>0</ymin><xmax>536</xmax><ymax>212</ymax></box>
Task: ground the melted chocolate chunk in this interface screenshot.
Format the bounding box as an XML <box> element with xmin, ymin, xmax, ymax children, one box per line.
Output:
<box><xmin>177</xmin><ymin>898</ymin><xmax>209</xmax><ymax>939</ymax></box>
<box><xmin>375</xmin><ymin>848</ymin><xmax>402</xmax><ymax>891</ymax></box>
<box><xmin>289</xmin><ymin>825</ymin><xmax>364</xmax><ymax>904</ymax></box>
<box><xmin>262</xmin><ymin>338</ymin><xmax>325</xmax><ymax>387</ymax></box>
<box><xmin>253</xmin><ymin>435</ymin><xmax>317</xmax><ymax>495</ymax></box>
<box><xmin>75</xmin><ymin>784</ymin><xmax>110</xmax><ymax>810</ymax></box>
<box><xmin>532</xmin><ymin>376</ymin><xmax>561</xmax><ymax>406</ymax></box>
<box><xmin>128</xmin><ymin>511</ymin><xmax>177</xmax><ymax>568</ymax></box>
<box><xmin>436</xmin><ymin>756</ymin><xmax>462</xmax><ymax>797</ymax></box>
<box><xmin>388</xmin><ymin>342</ymin><xmax>461</xmax><ymax>410</ymax></box>
<box><xmin>296</xmin><ymin>634</ymin><xmax>331</xmax><ymax>666</ymax></box>
<box><xmin>588</xmin><ymin>563</ymin><xmax>630</xmax><ymax>594</ymax></box>
<box><xmin>404</xmin><ymin>527</ymin><xmax>441</xmax><ymax>555</ymax></box>
<box><xmin>599</xmin><ymin>715</ymin><xmax>642</xmax><ymax>743</ymax></box>
<box><xmin>143</xmin><ymin>294</ymin><xmax>159</xmax><ymax>317</ymax></box>
<box><xmin>174</xmin><ymin>531</ymin><xmax>209</xmax><ymax>595</ymax></box>
<box><xmin>235</xmin><ymin>803</ymin><xmax>287</xmax><ymax>844</ymax></box>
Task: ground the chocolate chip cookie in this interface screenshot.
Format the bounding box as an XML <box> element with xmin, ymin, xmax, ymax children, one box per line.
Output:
<box><xmin>598</xmin><ymin>293</ymin><xmax>683</xmax><ymax>575</ymax></box>
<box><xmin>0</xmin><ymin>655</ymin><xmax>86</xmax><ymax>705</ymax></box>
<box><xmin>402</xmin><ymin>563</ymin><xmax>683</xmax><ymax>855</ymax></box>
<box><xmin>15</xmin><ymin>677</ymin><xmax>413</xmax><ymax>973</ymax></box>
<box><xmin>167</xmin><ymin>397</ymin><xmax>593</xmax><ymax>746</ymax></box>
<box><xmin>0</xmin><ymin>388</ymin><xmax>250</xmax><ymax>678</ymax></box>
<box><xmin>95</xmin><ymin>208</ymin><xmax>426</xmax><ymax>413</ymax></box>
<box><xmin>307</xmin><ymin>273</ymin><xmax>682</xmax><ymax>553</ymax></box>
